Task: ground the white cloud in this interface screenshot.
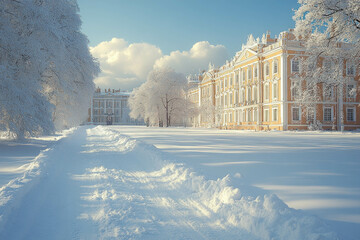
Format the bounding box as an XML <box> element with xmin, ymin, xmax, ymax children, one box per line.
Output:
<box><xmin>90</xmin><ymin>38</ymin><xmax>162</xmax><ymax>90</ymax></box>
<box><xmin>91</xmin><ymin>38</ymin><xmax>228</xmax><ymax>90</ymax></box>
<box><xmin>154</xmin><ymin>41</ymin><xmax>228</xmax><ymax>74</ymax></box>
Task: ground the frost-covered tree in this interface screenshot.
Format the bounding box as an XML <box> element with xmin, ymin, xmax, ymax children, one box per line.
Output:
<box><xmin>293</xmin><ymin>0</ymin><xmax>360</xmax><ymax>130</ymax></box>
<box><xmin>129</xmin><ymin>68</ymin><xmax>190</xmax><ymax>127</ymax></box>
<box><xmin>0</xmin><ymin>0</ymin><xmax>99</xmax><ymax>139</ymax></box>
<box><xmin>199</xmin><ymin>98</ymin><xmax>216</xmax><ymax>127</ymax></box>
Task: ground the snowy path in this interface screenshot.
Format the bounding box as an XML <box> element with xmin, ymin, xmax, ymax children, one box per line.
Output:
<box><xmin>0</xmin><ymin>126</ymin><xmax>338</xmax><ymax>239</ymax></box>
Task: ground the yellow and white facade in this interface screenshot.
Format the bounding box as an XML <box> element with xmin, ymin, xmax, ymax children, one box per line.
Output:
<box><xmin>188</xmin><ymin>30</ymin><xmax>360</xmax><ymax>131</ymax></box>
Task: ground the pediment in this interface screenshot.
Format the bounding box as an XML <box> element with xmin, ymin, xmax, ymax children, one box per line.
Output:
<box><xmin>236</xmin><ymin>48</ymin><xmax>258</xmax><ymax>63</ymax></box>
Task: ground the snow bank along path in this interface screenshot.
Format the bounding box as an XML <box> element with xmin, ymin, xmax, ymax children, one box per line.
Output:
<box><xmin>0</xmin><ymin>126</ymin><xmax>338</xmax><ymax>239</ymax></box>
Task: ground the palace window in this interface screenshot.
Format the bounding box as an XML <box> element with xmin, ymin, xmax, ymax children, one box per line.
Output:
<box><xmin>347</xmin><ymin>84</ymin><xmax>356</xmax><ymax>99</ymax></box>
<box><xmin>264</xmin><ymin>109</ymin><xmax>269</xmax><ymax>122</ymax></box>
<box><xmin>347</xmin><ymin>62</ymin><xmax>355</xmax><ymax>76</ymax></box>
<box><xmin>273</xmin><ymin>60</ymin><xmax>278</xmax><ymax>74</ymax></box>
<box><xmin>242</xmin><ymin>70</ymin><xmax>246</xmax><ymax>84</ymax></box>
<box><xmin>253</xmin><ymin>108</ymin><xmax>258</xmax><ymax>122</ymax></box>
<box><xmin>323</xmin><ymin>107</ymin><xmax>333</xmax><ymax>121</ymax></box>
<box><xmin>291</xmin><ymin>58</ymin><xmax>300</xmax><ymax>73</ymax></box>
<box><xmin>247</xmin><ymin>109</ymin><xmax>252</xmax><ymax>122</ymax></box>
<box><xmin>347</xmin><ymin>108</ymin><xmax>355</xmax><ymax>122</ymax></box>
<box><xmin>272</xmin><ymin>81</ymin><xmax>278</xmax><ymax>100</ymax></box>
<box><xmin>253</xmin><ymin>86</ymin><xmax>258</xmax><ymax>103</ymax></box>
<box><xmin>247</xmin><ymin>67</ymin><xmax>252</xmax><ymax>80</ymax></box>
<box><xmin>264</xmin><ymin>83</ymin><xmax>270</xmax><ymax>101</ymax></box>
<box><xmin>265</xmin><ymin>62</ymin><xmax>270</xmax><ymax>76</ymax></box>
<box><xmin>254</xmin><ymin>65</ymin><xmax>258</xmax><ymax>78</ymax></box>
<box><xmin>247</xmin><ymin>87</ymin><xmax>251</xmax><ymax>103</ymax></box>
<box><xmin>324</xmin><ymin>84</ymin><xmax>334</xmax><ymax>101</ymax></box>
<box><xmin>272</xmin><ymin>108</ymin><xmax>278</xmax><ymax>121</ymax></box>
<box><xmin>291</xmin><ymin>81</ymin><xmax>300</xmax><ymax>99</ymax></box>
<box><xmin>292</xmin><ymin>107</ymin><xmax>301</xmax><ymax>121</ymax></box>
<box><xmin>307</xmin><ymin>107</ymin><xmax>316</xmax><ymax>124</ymax></box>
<box><xmin>230</xmin><ymin>93</ymin><xmax>233</xmax><ymax>105</ymax></box>
<box><xmin>241</xmin><ymin>88</ymin><xmax>245</xmax><ymax>103</ymax></box>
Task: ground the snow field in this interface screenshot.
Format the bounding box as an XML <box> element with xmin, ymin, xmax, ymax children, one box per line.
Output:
<box><xmin>0</xmin><ymin>126</ymin><xmax>339</xmax><ymax>239</ymax></box>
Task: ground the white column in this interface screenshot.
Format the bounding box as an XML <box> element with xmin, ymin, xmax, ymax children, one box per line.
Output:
<box><xmin>281</xmin><ymin>52</ymin><xmax>288</xmax><ymax>130</ymax></box>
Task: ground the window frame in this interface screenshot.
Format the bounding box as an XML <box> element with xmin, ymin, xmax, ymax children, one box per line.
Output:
<box><xmin>265</xmin><ymin>62</ymin><xmax>270</xmax><ymax>76</ymax></box>
<box><xmin>346</xmin><ymin>61</ymin><xmax>355</xmax><ymax>76</ymax></box>
<box><xmin>272</xmin><ymin>81</ymin><xmax>278</xmax><ymax>100</ymax></box>
<box><xmin>292</xmin><ymin>107</ymin><xmax>301</xmax><ymax>121</ymax></box>
<box><xmin>323</xmin><ymin>107</ymin><xmax>333</xmax><ymax>122</ymax></box>
<box><xmin>263</xmin><ymin>109</ymin><xmax>269</xmax><ymax>122</ymax></box>
<box><xmin>272</xmin><ymin>108</ymin><xmax>278</xmax><ymax>122</ymax></box>
<box><xmin>273</xmin><ymin>60</ymin><xmax>278</xmax><ymax>74</ymax></box>
<box><xmin>291</xmin><ymin>58</ymin><xmax>300</xmax><ymax>73</ymax></box>
<box><xmin>264</xmin><ymin>83</ymin><xmax>270</xmax><ymax>101</ymax></box>
<box><xmin>247</xmin><ymin>67</ymin><xmax>252</xmax><ymax>80</ymax></box>
<box><xmin>346</xmin><ymin>107</ymin><xmax>356</xmax><ymax>122</ymax></box>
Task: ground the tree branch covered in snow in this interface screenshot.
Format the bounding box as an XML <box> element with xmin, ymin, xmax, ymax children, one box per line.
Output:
<box><xmin>0</xmin><ymin>0</ymin><xmax>100</xmax><ymax>139</ymax></box>
<box><xmin>129</xmin><ymin>68</ymin><xmax>194</xmax><ymax>127</ymax></box>
<box><xmin>292</xmin><ymin>0</ymin><xmax>360</xmax><ymax>129</ymax></box>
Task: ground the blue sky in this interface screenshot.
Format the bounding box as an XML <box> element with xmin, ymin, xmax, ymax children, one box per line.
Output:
<box><xmin>78</xmin><ymin>0</ymin><xmax>299</xmax><ymax>56</ymax></box>
<box><xmin>77</xmin><ymin>0</ymin><xmax>300</xmax><ymax>90</ymax></box>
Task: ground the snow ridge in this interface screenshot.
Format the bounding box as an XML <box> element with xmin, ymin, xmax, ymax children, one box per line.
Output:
<box><xmin>0</xmin><ymin>148</ymin><xmax>51</xmax><ymax>229</ymax></box>
<box><xmin>75</xmin><ymin>126</ymin><xmax>338</xmax><ymax>239</ymax></box>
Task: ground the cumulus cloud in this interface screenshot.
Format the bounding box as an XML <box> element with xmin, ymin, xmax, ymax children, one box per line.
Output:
<box><xmin>154</xmin><ymin>41</ymin><xmax>228</xmax><ymax>74</ymax></box>
<box><xmin>90</xmin><ymin>38</ymin><xmax>162</xmax><ymax>90</ymax></box>
<box><xmin>91</xmin><ymin>38</ymin><xmax>228</xmax><ymax>90</ymax></box>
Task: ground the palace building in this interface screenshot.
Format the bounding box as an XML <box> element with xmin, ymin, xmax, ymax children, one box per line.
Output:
<box><xmin>187</xmin><ymin>29</ymin><xmax>360</xmax><ymax>131</ymax></box>
<box><xmin>88</xmin><ymin>87</ymin><xmax>142</xmax><ymax>125</ymax></box>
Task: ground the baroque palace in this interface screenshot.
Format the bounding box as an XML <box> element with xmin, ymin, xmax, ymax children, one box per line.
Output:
<box><xmin>187</xmin><ymin>29</ymin><xmax>360</xmax><ymax>131</ymax></box>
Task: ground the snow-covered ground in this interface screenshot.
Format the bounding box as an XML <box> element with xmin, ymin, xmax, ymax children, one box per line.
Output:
<box><xmin>0</xmin><ymin>126</ymin><xmax>358</xmax><ymax>239</ymax></box>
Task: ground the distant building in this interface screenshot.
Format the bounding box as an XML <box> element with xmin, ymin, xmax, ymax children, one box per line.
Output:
<box><xmin>88</xmin><ymin>87</ymin><xmax>143</xmax><ymax>125</ymax></box>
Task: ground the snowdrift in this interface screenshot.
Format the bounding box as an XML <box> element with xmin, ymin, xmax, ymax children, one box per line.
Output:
<box><xmin>0</xmin><ymin>126</ymin><xmax>338</xmax><ymax>239</ymax></box>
